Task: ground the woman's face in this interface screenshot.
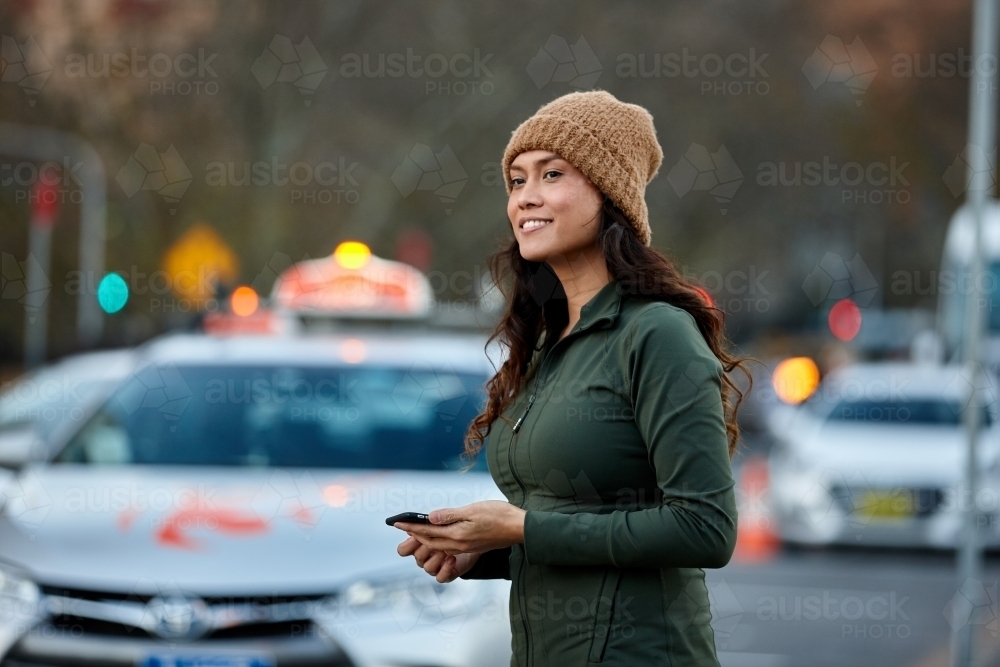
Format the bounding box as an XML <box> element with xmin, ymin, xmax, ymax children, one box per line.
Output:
<box><xmin>507</xmin><ymin>150</ymin><xmax>604</xmax><ymax>264</ymax></box>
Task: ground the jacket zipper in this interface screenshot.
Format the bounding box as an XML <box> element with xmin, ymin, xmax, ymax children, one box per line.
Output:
<box><xmin>512</xmin><ymin>394</ymin><xmax>535</xmax><ymax>433</ymax></box>
<box><xmin>508</xmin><ymin>316</ymin><xmax>614</xmax><ymax>667</ymax></box>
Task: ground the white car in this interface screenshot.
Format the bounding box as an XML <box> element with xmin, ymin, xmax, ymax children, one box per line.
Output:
<box><xmin>0</xmin><ymin>331</ymin><xmax>512</xmax><ymax>667</ymax></box>
<box><xmin>767</xmin><ymin>361</ymin><xmax>1000</xmax><ymax>549</ymax></box>
<box><xmin>0</xmin><ymin>347</ymin><xmax>137</xmax><ymax>440</ymax></box>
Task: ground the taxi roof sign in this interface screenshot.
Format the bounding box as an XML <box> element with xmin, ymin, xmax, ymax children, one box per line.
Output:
<box><xmin>271</xmin><ymin>243</ymin><xmax>434</xmax><ymax>317</ymax></box>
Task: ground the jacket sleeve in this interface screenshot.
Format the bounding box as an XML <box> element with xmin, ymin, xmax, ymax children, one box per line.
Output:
<box><xmin>459</xmin><ymin>546</ymin><xmax>512</xmax><ymax>580</ymax></box>
<box><xmin>521</xmin><ymin>304</ymin><xmax>738</xmax><ymax>569</ymax></box>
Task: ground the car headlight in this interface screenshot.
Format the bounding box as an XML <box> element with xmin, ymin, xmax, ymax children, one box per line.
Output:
<box><xmin>0</xmin><ymin>562</ymin><xmax>40</xmax><ymax>629</ymax></box>
<box><xmin>342</xmin><ymin>571</ymin><xmax>466</xmax><ymax>611</ymax></box>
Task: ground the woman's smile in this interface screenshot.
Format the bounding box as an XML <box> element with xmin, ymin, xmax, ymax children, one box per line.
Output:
<box><xmin>520</xmin><ymin>218</ymin><xmax>554</xmax><ymax>233</ymax></box>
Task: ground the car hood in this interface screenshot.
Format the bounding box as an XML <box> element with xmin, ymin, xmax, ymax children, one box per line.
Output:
<box><xmin>795</xmin><ymin>423</ymin><xmax>1000</xmax><ymax>486</ymax></box>
<box><xmin>0</xmin><ymin>465</ymin><xmax>504</xmax><ymax>596</ymax></box>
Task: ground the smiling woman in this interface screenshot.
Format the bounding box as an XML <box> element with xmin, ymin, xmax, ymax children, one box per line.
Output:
<box><xmin>394</xmin><ymin>89</ymin><xmax>758</xmax><ymax>667</ymax></box>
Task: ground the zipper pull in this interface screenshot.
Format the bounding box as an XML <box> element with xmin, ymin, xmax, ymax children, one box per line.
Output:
<box><xmin>512</xmin><ymin>394</ymin><xmax>536</xmax><ymax>433</ymax></box>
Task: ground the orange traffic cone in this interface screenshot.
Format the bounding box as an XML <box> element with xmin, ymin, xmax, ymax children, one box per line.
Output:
<box><xmin>733</xmin><ymin>455</ymin><xmax>781</xmax><ymax>563</ymax></box>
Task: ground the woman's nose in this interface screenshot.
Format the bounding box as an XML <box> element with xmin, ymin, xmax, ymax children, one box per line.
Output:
<box><xmin>516</xmin><ymin>175</ymin><xmax>543</xmax><ymax>208</ymax></box>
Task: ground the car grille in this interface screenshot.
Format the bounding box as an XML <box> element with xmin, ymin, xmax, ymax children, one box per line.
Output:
<box><xmin>2</xmin><ymin>587</ymin><xmax>352</xmax><ymax>667</ymax></box>
<box><xmin>44</xmin><ymin>614</ymin><xmax>318</xmax><ymax>641</ymax></box>
<box><xmin>32</xmin><ymin>585</ymin><xmax>335</xmax><ymax>641</ymax></box>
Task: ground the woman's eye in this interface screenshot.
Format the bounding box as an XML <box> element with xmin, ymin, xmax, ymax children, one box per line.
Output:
<box><xmin>544</xmin><ymin>170</ymin><xmax>561</xmax><ymax>179</ymax></box>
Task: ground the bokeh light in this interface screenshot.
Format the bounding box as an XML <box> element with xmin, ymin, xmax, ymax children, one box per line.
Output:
<box><xmin>97</xmin><ymin>273</ymin><xmax>129</xmax><ymax>314</ymax></box>
<box><xmin>334</xmin><ymin>241</ymin><xmax>372</xmax><ymax>270</ymax></box>
<box><xmin>230</xmin><ymin>286</ymin><xmax>259</xmax><ymax>317</ymax></box>
<box><xmin>828</xmin><ymin>298</ymin><xmax>862</xmax><ymax>341</ymax></box>
<box><xmin>340</xmin><ymin>338</ymin><xmax>367</xmax><ymax>364</ymax></box>
<box><xmin>772</xmin><ymin>356</ymin><xmax>820</xmax><ymax>404</ymax></box>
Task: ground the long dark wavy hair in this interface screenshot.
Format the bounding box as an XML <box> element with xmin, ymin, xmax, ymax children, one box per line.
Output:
<box><xmin>459</xmin><ymin>198</ymin><xmax>758</xmax><ymax>472</ymax></box>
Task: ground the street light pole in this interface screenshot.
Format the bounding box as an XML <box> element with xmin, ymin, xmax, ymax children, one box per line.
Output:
<box><xmin>949</xmin><ymin>0</ymin><xmax>999</xmax><ymax>665</ymax></box>
<box><xmin>23</xmin><ymin>180</ymin><xmax>59</xmax><ymax>368</ymax></box>
<box><xmin>0</xmin><ymin>122</ymin><xmax>107</xmax><ymax>349</ymax></box>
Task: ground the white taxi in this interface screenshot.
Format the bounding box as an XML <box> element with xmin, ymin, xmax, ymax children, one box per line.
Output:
<box><xmin>0</xmin><ymin>245</ymin><xmax>512</xmax><ymax>667</ymax></box>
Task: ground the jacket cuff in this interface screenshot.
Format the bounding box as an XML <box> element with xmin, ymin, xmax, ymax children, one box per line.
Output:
<box><xmin>459</xmin><ymin>546</ymin><xmax>512</xmax><ymax>580</ymax></box>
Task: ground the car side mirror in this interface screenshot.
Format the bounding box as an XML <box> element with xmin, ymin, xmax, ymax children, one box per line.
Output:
<box><xmin>0</xmin><ymin>426</ymin><xmax>47</xmax><ymax>470</ymax></box>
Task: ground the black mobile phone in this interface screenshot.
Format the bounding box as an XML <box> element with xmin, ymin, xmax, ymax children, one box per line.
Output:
<box><xmin>385</xmin><ymin>511</ymin><xmax>431</xmax><ymax>526</ymax></box>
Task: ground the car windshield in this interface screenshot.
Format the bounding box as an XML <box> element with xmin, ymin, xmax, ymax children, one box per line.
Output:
<box><xmin>54</xmin><ymin>363</ymin><xmax>489</xmax><ymax>471</ymax></box>
<box><xmin>822</xmin><ymin>398</ymin><xmax>993</xmax><ymax>426</ymax></box>
<box><xmin>0</xmin><ymin>364</ymin><xmax>119</xmax><ymax>438</ymax></box>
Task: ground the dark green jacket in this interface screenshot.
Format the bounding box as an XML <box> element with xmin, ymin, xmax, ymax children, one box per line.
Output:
<box><xmin>461</xmin><ymin>276</ymin><xmax>738</xmax><ymax>666</ymax></box>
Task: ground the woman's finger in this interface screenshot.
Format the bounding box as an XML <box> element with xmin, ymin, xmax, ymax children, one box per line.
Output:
<box><xmin>423</xmin><ymin>550</ymin><xmax>446</xmax><ymax>575</ymax></box>
<box><xmin>436</xmin><ymin>555</ymin><xmax>457</xmax><ymax>583</ymax></box>
<box><xmin>413</xmin><ymin>543</ymin><xmax>434</xmax><ymax>567</ymax></box>
<box><xmin>397</xmin><ymin>536</ymin><xmax>420</xmax><ymax>557</ymax></box>
<box><xmin>398</xmin><ymin>522</ymin><xmax>453</xmax><ymax>539</ymax></box>
<box><xmin>409</xmin><ymin>533</ymin><xmax>454</xmax><ymax>551</ymax></box>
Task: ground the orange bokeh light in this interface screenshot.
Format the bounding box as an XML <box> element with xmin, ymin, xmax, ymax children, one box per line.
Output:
<box><xmin>772</xmin><ymin>356</ymin><xmax>820</xmax><ymax>404</ymax></box>
<box><xmin>230</xmin><ymin>286</ymin><xmax>259</xmax><ymax>317</ymax></box>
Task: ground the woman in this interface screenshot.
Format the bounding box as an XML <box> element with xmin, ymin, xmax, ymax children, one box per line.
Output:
<box><xmin>394</xmin><ymin>89</ymin><xmax>754</xmax><ymax>666</ymax></box>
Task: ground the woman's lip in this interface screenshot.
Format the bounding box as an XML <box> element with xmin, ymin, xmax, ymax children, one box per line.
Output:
<box><xmin>520</xmin><ymin>220</ymin><xmax>553</xmax><ymax>233</ymax></box>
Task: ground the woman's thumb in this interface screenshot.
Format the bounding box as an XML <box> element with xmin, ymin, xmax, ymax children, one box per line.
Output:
<box><xmin>429</xmin><ymin>508</ymin><xmax>453</xmax><ymax>524</ymax></box>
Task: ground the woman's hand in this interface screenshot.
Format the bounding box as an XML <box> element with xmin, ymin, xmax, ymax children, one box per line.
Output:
<box><xmin>396</xmin><ymin>535</ymin><xmax>481</xmax><ymax>583</ymax></box>
<box><xmin>391</xmin><ymin>500</ymin><xmax>527</xmax><ymax>556</ymax></box>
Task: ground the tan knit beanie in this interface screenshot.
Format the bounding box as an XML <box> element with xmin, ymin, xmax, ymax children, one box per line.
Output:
<box><xmin>502</xmin><ymin>89</ymin><xmax>664</xmax><ymax>246</ymax></box>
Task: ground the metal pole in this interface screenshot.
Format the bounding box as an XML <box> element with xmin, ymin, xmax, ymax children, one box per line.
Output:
<box><xmin>23</xmin><ymin>220</ymin><xmax>51</xmax><ymax>368</ymax></box>
<box><xmin>950</xmin><ymin>0</ymin><xmax>999</xmax><ymax>665</ymax></box>
<box><xmin>0</xmin><ymin>122</ymin><xmax>107</xmax><ymax>348</ymax></box>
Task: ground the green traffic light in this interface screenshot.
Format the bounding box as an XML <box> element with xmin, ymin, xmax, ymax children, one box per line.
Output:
<box><xmin>97</xmin><ymin>273</ymin><xmax>129</xmax><ymax>314</ymax></box>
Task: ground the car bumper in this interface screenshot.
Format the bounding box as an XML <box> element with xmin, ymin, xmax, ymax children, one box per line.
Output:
<box><xmin>768</xmin><ymin>468</ymin><xmax>1000</xmax><ymax>549</ymax></box>
<box><xmin>1</xmin><ymin>626</ymin><xmax>353</xmax><ymax>667</ymax></box>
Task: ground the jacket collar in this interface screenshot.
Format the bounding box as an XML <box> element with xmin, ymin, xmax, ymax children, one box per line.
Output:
<box><xmin>571</xmin><ymin>276</ymin><xmax>625</xmax><ymax>335</ymax></box>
